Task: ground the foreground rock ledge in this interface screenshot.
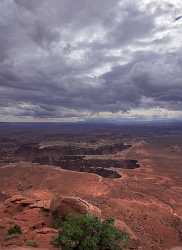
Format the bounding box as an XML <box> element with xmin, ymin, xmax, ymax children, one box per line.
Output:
<box><xmin>1</xmin><ymin>193</ymin><xmax>139</xmax><ymax>249</ymax></box>
<box><xmin>50</xmin><ymin>195</ymin><xmax>102</xmax><ymax>218</ymax></box>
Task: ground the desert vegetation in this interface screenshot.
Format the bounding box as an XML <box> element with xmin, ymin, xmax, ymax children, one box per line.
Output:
<box><xmin>53</xmin><ymin>214</ymin><xmax>129</xmax><ymax>250</ymax></box>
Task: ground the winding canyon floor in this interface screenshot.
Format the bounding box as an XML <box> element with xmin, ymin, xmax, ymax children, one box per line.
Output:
<box><xmin>0</xmin><ymin>136</ymin><xmax>182</xmax><ymax>250</ymax></box>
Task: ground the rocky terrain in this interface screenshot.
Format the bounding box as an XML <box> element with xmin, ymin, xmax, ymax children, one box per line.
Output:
<box><xmin>0</xmin><ymin>123</ymin><xmax>182</xmax><ymax>249</ymax></box>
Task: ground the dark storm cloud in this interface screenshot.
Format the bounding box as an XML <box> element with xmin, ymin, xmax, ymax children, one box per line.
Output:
<box><xmin>0</xmin><ymin>0</ymin><xmax>182</xmax><ymax>120</ymax></box>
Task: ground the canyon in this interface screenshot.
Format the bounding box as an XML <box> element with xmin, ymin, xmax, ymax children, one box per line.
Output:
<box><xmin>0</xmin><ymin>122</ymin><xmax>182</xmax><ymax>249</ymax></box>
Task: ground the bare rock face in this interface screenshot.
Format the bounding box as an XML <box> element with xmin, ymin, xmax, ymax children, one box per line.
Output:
<box><xmin>1</xmin><ymin>194</ymin><xmax>57</xmax><ymax>250</ymax></box>
<box><xmin>14</xmin><ymin>208</ymin><xmax>47</xmax><ymax>230</ymax></box>
<box><xmin>0</xmin><ymin>192</ymin><xmax>8</xmax><ymax>202</ymax></box>
<box><xmin>170</xmin><ymin>248</ymin><xmax>182</xmax><ymax>250</ymax></box>
<box><xmin>29</xmin><ymin>200</ymin><xmax>51</xmax><ymax>210</ymax></box>
<box><xmin>115</xmin><ymin>219</ymin><xmax>138</xmax><ymax>241</ymax></box>
<box><xmin>50</xmin><ymin>196</ymin><xmax>101</xmax><ymax>218</ymax></box>
<box><xmin>1</xmin><ymin>248</ymin><xmax>51</xmax><ymax>250</ymax></box>
<box><xmin>5</xmin><ymin>195</ymin><xmax>34</xmax><ymax>206</ymax></box>
<box><xmin>35</xmin><ymin>227</ymin><xmax>58</xmax><ymax>234</ymax></box>
<box><xmin>5</xmin><ymin>194</ymin><xmax>51</xmax><ymax>211</ymax></box>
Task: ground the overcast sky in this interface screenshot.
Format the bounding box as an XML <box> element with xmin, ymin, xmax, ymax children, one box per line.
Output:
<box><xmin>0</xmin><ymin>0</ymin><xmax>182</xmax><ymax>122</ymax></box>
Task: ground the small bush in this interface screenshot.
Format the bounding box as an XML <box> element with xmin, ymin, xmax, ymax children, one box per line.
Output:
<box><xmin>53</xmin><ymin>214</ymin><xmax>129</xmax><ymax>250</ymax></box>
<box><xmin>26</xmin><ymin>240</ymin><xmax>38</xmax><ymax>248</ymax></box>
<box><xmin>7</xmin><ymin>224</ymin><xmax>22</xmax><ymax>236</ymax></box>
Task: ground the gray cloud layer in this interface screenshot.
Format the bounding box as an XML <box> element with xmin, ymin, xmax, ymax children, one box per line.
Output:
<box><xmin>0</xmin><ymin>0</ymin><xmax>182</xmax><ymax>121</ymax></box>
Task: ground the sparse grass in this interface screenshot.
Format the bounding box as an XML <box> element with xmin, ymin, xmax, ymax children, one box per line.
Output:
<box><xmin>7</xmin><ymin>224</ymin><xmax>22</xmax><ymax>236</ymax></box>
<box><xmin>5</xmin><ymin>234</ymin><xmax>20</xmax><ymax>241</ymax></box>
<box><xmin>52</xmin><ymin>214</ymin><xmax>129</xmax><ymax>250</ymax></box>
<box><xmin>26</xmin><ymin>240</ymin><xmax>38</xmax><ymax>248</ymax></box>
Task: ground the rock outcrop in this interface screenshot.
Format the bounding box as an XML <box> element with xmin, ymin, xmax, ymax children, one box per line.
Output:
<box><xmin>0</xmin><ymin>193</ymin><xmax>103</xmax><ymax>249</ymax></box>
<box><xmin>5</xmin><ymin>195</ymin><xmax>51</xmax><ymax>211</ymax></box>
<box><xmin>50</xmin><ymin>196</ymin><xmax>101</xmax><ymax>218</ymax></box>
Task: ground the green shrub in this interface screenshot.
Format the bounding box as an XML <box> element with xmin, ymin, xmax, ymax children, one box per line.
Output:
<box><xmin>26</xmin><ymin>240</ymin><xmax>38</xmax><ymax>248</ymax></box>
<box><xmin>7</xmin><ymin>224</ymin><xmax>22</xmax><ymax>236</ymax></box>
<box><xmin>53</xmin><ymin>214</ymin><xmax>129</xmax><ymax>250</ymax></box>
